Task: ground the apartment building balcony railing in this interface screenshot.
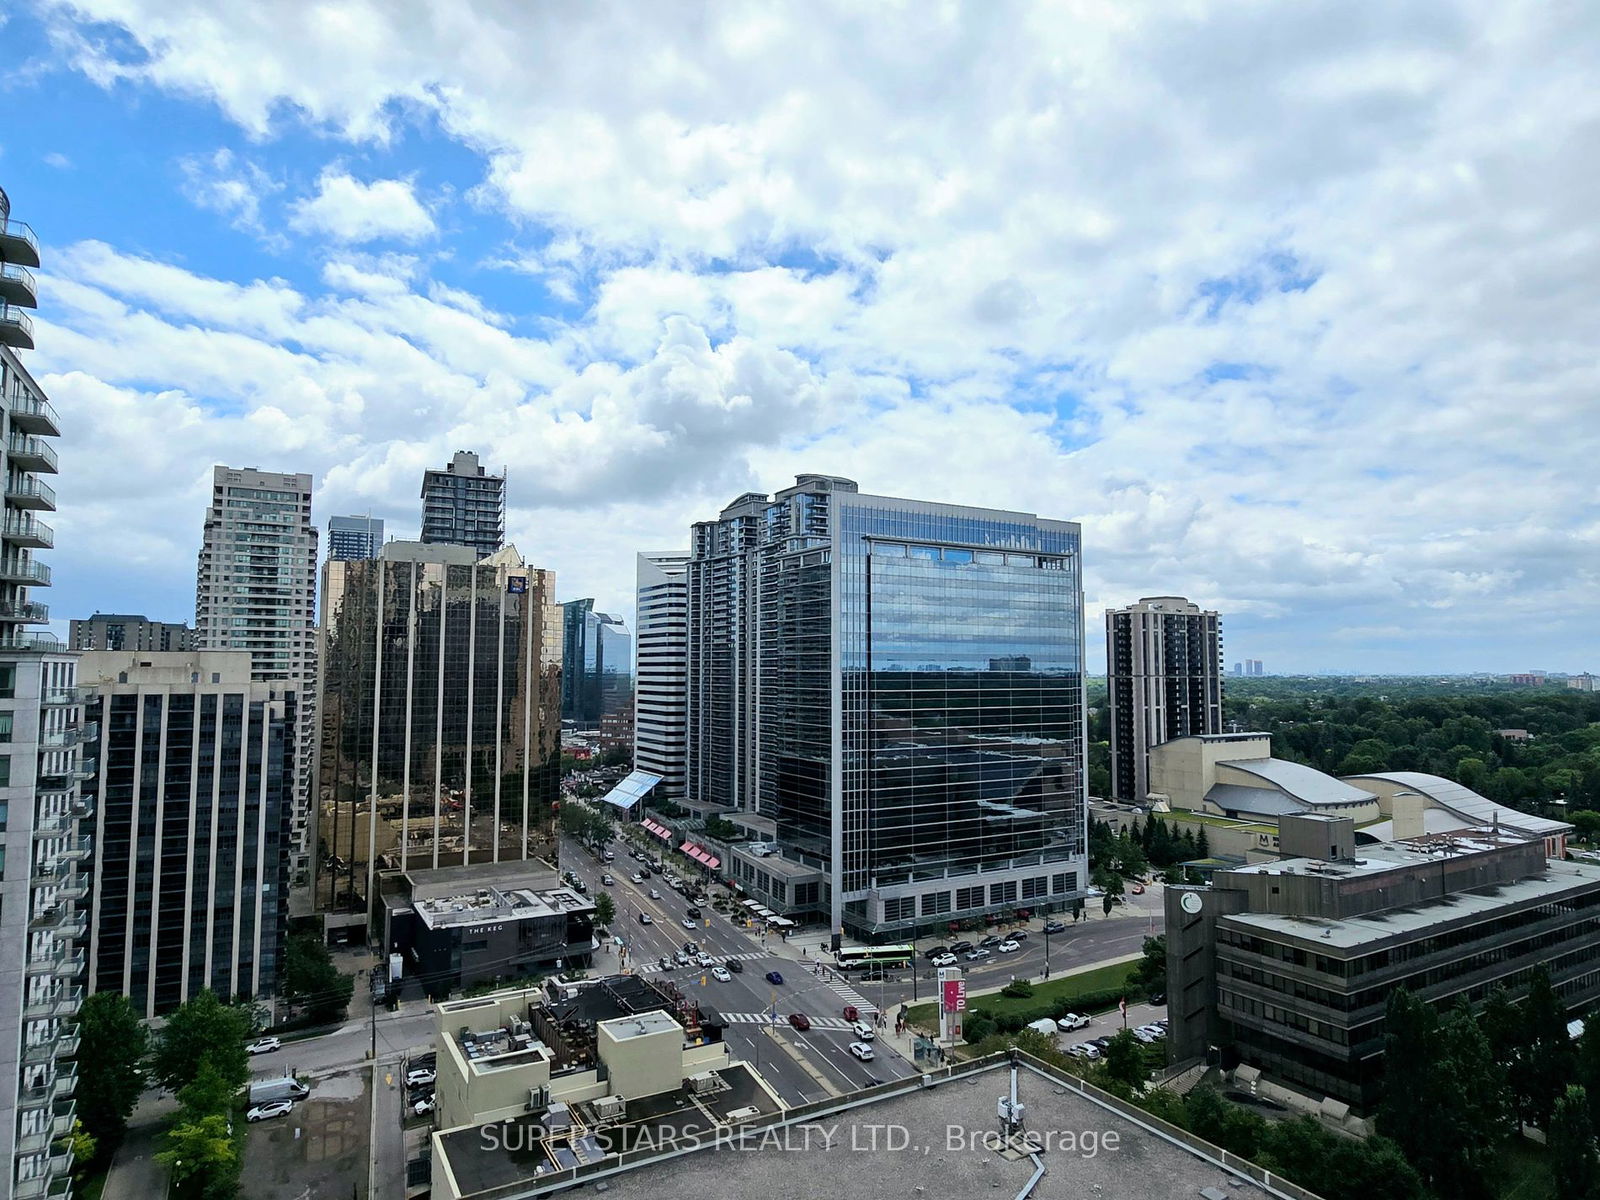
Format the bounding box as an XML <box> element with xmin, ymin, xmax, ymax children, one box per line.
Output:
<box><xmin>57</xmin><ymin>835</ymin><xmax>91</xmax><ymax>864</ymax></box>
<box><xmin>7</xmin><ymin>393</ymin><xmax>61</xmax><ymax>437</ymax></box>
<box><xmin>0</xmin><ymin>302</ymin><xmax>34</xmax><ymax>351</ymax></box>
<box><xmin>6</xmin><ymin>434</ymin><xmax>57</xmax><ymax>474</ymax></box>
<box><xmin>0</xmin><ymin>262</ymin><xmax>38</xmax><ymax>309</ymax></box>
<box><xmin>41</xmin><ymin>685</ymin><xmax>93</xmax><ymax>706</ymax></box>
<box><xmin>0</xmin><ymin>557</ymin><xmax>50</xmax><ymax>585</ymax></box>
<box><xmin>13</xmin><ymin>1155</ymin><xmax>75</xmax><ymax>1200</ymax></box>
<box><xmin>32</xmin><ymin>812</ymin><xmax>68</xmax><ymax>838</ymax></box>
<box><xmin>5</xmin><ymin>476</ymin><xmax>56</xmax><ymax>510</ymax></box>
<box><xmin>0</xmin><ymin>599</ymin><xmax>50</xmax><ymax>623</ymax></box>
<box><xmin>21</xmin><ymin>989</ymin><xmax>82</xmax><ymax>1025</ymax></box>
<box><xmin>54</xmin><ymin>872</ymin><xmax>88</xmax><ymax>902</ymax></box>
<box><xmin>2</xmin><ymin>513</ymin><xmax>54</xmax><ymax>548</ymax></box>
<box><xmin>21</xmin><ymin>1030</ymin><xmax>77</xmax><ymax>1067</ymax></box>
<box><xmin>0</xmin><ymin>632</ymin><xmax>61</xmax><ymax>652</ymax></box>
<box><xmin>25</xmin><ymin>946</ymin><xmax>84</xmax><ymax>979</ymax></box>
<box><xmin>39</xmin><ymin>722</ymin><xmax>95</xmax><ymax>748</ymax></box>
<box><xmin>0</xmin><ymin>210</ymin><xmax>41</xmax><ymax>267</ymax></box>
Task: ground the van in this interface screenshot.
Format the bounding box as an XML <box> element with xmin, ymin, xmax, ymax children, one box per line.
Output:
<box><xmin>1026</xmin><ymin>1018</ymin><xmax>1060</xmax><ymax>1037</ymax></box>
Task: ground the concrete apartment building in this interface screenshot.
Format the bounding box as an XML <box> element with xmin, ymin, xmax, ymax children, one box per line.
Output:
<box><xmin>633</xmin><ymin>552</ymin><xmax>688</xmax><ymax>806</ymax></box>
<box><xmin>420</xmin><ymin>450</ymin><xmax>505</xmax><ymax>561</ymax></box>
<box><xmin>1106</xmin><ymin>595</ymin><xmax>1223</xmax><ymax>804</ymax></box>
<box><xmin>315</xmin><ymin>542</ymin><xmax>562</xmax><ymax>940</ymax></box>
<box><xmin>683</xmin><ymin>475</ymin><xmax>1088</xmax><ymax>939</ymax></box>
<box><xmin>77</xmin><ymin>651</ymin><xmax>296</xmax><ymax>1017</ymax></box>
<box><xmin>1167</xmin><ymin>813</ymin><xmax>1600</xmax><ymax>1109</ymax></box>
<box><xmin>194</xmin><ymin>466</ymin><xmax>318</xmax><ymax>878</ymax></box>
<box><xmin>326</xmin><ymin>514</ymin><xmax>383</xmax><ymax>561</ymax></box>
<box><xmin>0</xmin><ymin>184</ymin><xmax>92</xmax><ymax>1200</ymax></box>
<box><xmin>68</xmin><ymin>611</ymin><xmax>194</xmax><ymax>652</ymax></box>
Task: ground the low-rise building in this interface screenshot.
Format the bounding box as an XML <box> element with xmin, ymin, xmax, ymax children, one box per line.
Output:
<box><xmin>1167</xmin><ymin>813</ymin><xmax>1600</xmax><ymax>1109</ymax></box>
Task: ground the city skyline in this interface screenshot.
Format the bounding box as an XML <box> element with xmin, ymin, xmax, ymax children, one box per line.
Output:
<box><xmin>0</xmin><ymin>6</ymin><xmax>1594</xmax><ymax>675</ymax></box>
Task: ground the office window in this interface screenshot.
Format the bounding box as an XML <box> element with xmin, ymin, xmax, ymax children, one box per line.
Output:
<box><xmin>0</xmin><ymin>755</ymin><xmax>10</xmax><ymax>787</ymax></box>
<box><xmin>990</xmin><ymin>880</ymin><xmax>1018</xmax><ymax>906</ymax></box>
<box><xmin>0</xmin><ymin>664</ymin><xmax>12</xmax><ymax>698</ymax></box>
<box><xmin>0</xmin><ymin>712</ymin><xmax>11</xmax><ymax>743</ymax></box>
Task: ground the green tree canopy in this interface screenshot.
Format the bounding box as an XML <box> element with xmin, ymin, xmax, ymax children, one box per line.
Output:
<box><xmin>152</xmin><ymin>991</ymin><xmax>251</xmax><ymax>1094</ymax></box>
<box><xmin>282</xmin><ymin>931</ymin><xmax>355</xmax><ymax>1023</ymax></box>
<box><xmin>157</xmin><ymin>1112</ymin><xmax>240</xmax><ymax>1200</ymax></box>
<box><xmin>76</xmin><ymin>990</ymin><xmax>150</xmax><ymax>1147</ymax></box>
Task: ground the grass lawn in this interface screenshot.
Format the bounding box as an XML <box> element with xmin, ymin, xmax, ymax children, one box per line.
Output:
<box><xmin>905</xmin><ymin>960</ymin><xmax>1139</xmax><ymax>1027</ymax></box>
<box><xmin>1495</xmin><ymin>1140</ymin><xmax>1553</xmax><ymax>1200</ymax></box>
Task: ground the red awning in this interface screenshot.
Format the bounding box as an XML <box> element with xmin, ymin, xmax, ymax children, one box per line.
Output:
<box><xmin>704</xmin><ymin>855</ymin><xmax>721</xmax><ymax>869</ymax></box>
<box><xmin>679</xmin><ymin>841</ymin><xmax>695</xmax><ymax>853</ymax></box>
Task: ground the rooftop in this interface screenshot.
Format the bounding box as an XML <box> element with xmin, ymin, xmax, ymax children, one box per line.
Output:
<box><xmin>415</xmin><ymin>885</ymin><xmax>593</xmax><ymax>931</ymax></box>
<box><xmin>601</xmin><ymin>1009</ymin><xmax>680</xmax><ymax>1040</ymax></box>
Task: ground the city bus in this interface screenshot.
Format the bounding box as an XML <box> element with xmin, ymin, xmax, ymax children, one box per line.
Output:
<box><xmin>836</xmin><ymin>944</ymin><xmax>915</xmax><ymax>973</ymax></box>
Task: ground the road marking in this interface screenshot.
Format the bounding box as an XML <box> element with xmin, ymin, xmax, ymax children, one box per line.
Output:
<box><xmin>719</xmin><ymin>1013</ymin><xmax>854</xmax><ymax>1029</ymax></box>
<box><xmin>762</xmin><ymin>1026</ymin><xmax>843</xmax><ymax>1098</ymax></box>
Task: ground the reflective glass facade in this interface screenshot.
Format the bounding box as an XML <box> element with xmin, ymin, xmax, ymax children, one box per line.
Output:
<box><xmin>691</xmin><ymin>475</ymin><xmax>1087</xmax><ymax>937</ymax></box>
<box><xmin>316</xmin><ymin>546</ymin><xmax>561</xmax><ymax>918</ymax></box>
<box><xmin>560</xmin><ymin>599</ymin><xmax>631</xmax><ymax>726</ymax></box>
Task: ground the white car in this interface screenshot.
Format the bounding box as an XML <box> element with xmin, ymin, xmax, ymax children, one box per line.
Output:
<box><xmin>650</xmin><ymin>888</ymin><xmax>662</xmax><ymax>899</ymax></box>
<box><xmin>681</xmin><ymin>918</ymin><xmax>697</xmax><ymax>929</ymax></box>
<box><xmin>930</xmin><ymin>953</ymin><xmax>957</xmax><ymax>968</ymax></box>
<box><xmin>998</xmin><ymin>939</ymin><xmax>1021</xmax><ymax>953</ymax></box>
<box><xmin>852</xmin><ymin>1021</ymin><xmax>875</xmax><ymax>1040</ymax></box>
<box><xmin>1056</xmin><ymin>1013</ymin><xmax>1091</xmax><ymax>1032</ymax></box>
<box><xmin>696</xmin><ymin>953</ymin><xmax>714</xmax><ymax>967</ymax></box>
<box><xmin>246</xmin><ymin>1036</ymin><xmax>281</xmax><ymax>1055</ymax></box>
<box><xmin>405</xmin><ymin>1068</ymin><xmax>436</xmax><ymax>1087</ymax></box>
<box><xmin>848</xmin><ymin>1041</ymin><xmax>876</xmax><ymax>1061</ymax></box>
<box><xmin>631</xmin><ymin>873</ymin><xmax>645</xmax><ymax>884</ymax></box>
<box><xmin>247</xmin><ymin>1100</ymin><xmax>294</xmax><ymax>1122</ymax></box>
<box><xmin>711</xmin><ymin>966</ymin><xmax>732</xmax><ymax>982</ymax></box>
<box><xmin>412</xmin><ymin>1095</ymin><xmax>436</xmax><ymax>1116</ymax></box>
<box><xmin>1069</xmin><ymin>1043</ymin><xmax>1101</xmax><ymax>1060</ymax></box>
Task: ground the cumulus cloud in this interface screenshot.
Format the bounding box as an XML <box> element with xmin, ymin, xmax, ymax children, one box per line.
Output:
<box><xmin>23</xmin><ymin>0</ymin><xmax>1600</xmax><ymax>669</ymax></box>
<box><xmin>289</xmin><ymin>169</ymin><xmax>436</xmax><ymax>243</ymax></box>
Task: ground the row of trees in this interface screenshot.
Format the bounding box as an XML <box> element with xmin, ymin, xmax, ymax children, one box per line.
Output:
<box><xmin>1380</xmin><ymin>968</ymin><xmax>1600</xmax><ymax>1200</ymax></box>
<box><xmin>1088</xmin><ymin>816</ymin><xmax>1209</xmax><ymax>890</ymax></box>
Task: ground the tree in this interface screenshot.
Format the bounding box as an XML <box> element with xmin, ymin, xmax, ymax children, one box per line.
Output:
<box><xmin>1132</xmin><ymin>935</ymin><xmax>1166</xmax><ymax>998</ymax></box>
<box><xmin>1100</xmin><ymin>1029</ymin><xmax>1147</xmax><ymax>1091</ymax></box>
<box><xmin>1521</xmin><ymin>965</ymin><xmax>1576</xmax><ymax>1128</ymax></box>
<box><xmin>594</xmin><ymin>893</ymin><xmax>616</xmax><ymax>926</ymax></box>
<box><xmin>1480</xmin><ymin>986</ymin><xmax>1528</xmax><ymax>1125</ymax></box>
<box><xmin>1377</xmin><ymin>988</ymin><xmax>1439</xmax><ymax>1177</ymax></box>
<box><xmin>1433</xmin><ymin>1001</ymin><xmax>1510</xmax><ymax>1199</ymax></box>
<box><xmin>152</xmin><ymin>991</ymin><xmax>251</xmax><ymax>1094</ymax></box>
<box><xmin>1195</xmin><ymin>827</ymin><xmax>1210</xmax><ymax>859</ymax></box>
<box><xmin>178</xmin><ymin>1062</ymin><xmax>239</xmax><ymax>1126</ymax></box>
<box><xmin>1577</xmin><ymin>1019</ymin><xmax>1600</xmax><ymax>1138</ymax></box>
<box><xmin>157</xmin><ymin>1112</ymin><xmax>240</xmax><ymax>1200</ymax></box>
<box><xmin>61</xmin><ymin>1120</ymin><xmax>96</xmax><ymax>1174</ymax></box>
<box><xmin>1551</xmin><ymin>1085</ymin><xmax>1597</xmax><ymax>1200</ymax></box>
<box><xmin>282</xmin><ymin>931</ymin><xmax>354</xmax><ymax>1023</ymax></box>
<box><xmin>76</xmin><ymin>990</ymin><xmax>150</xmax><ymax>1147</ymax></box>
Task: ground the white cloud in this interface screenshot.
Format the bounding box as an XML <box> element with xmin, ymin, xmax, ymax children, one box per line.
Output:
<box><xmin>43</xmin><ymin>151</ymin><xmax>72</xmax><ymax>169</ymax></box>
<box><xmin>25</xmin><ymin>0</ymin><xmax>1600</xmax><ymax>669</ymax></box>
<box><xmin>289</xmin><ymin>169</ymin><xmax>436</xmax><ymax>243</ymax></box>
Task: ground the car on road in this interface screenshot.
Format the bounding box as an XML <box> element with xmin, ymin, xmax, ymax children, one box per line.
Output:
<box><xmin>711</xmin><ymin>966</ymin><xmax>732</xmax><ymax>982</ymax></box>
<box><xmin>950</xmin><ymin>940</ymin><xmax>974</xmax><ymax>955</ymax></box>
<box><xmin>693</xmin><ymin>895</ymin><xmax>711</xmax><ymax>907</ymax></box>
<box><xmin>639</xmin><ymin>913</ymin><xmax>653</xmax><ymax>925</ymax></box>
<box><xmin>246</xmin><ymin>1037</ymin><xmax>281</xmax><ymax>1055</ymax></box>
<box><xmin>1148</xmin><ymin>992</ymin><xmax>1166</xmax><ymax>1006</ymax></box>
<box><xmin>924</xmin><ymin>945</ymin><xmax>949</xmax><ymax>961</ymax></box>
<box><xmin>601</xmin><ymin>874</ymin><xmax>614</xmax><ymax>886</ymax></box>
<box><xmin>650</xmin><ymin>888</ymin><xmax>661</xmax><ymax>899</ymax></box>
<box><xmin>1056</xmin><ymin>1013</ymin><xmax>1091</xmax><ymax>1032</ymax></box>
<box><xmin>602</xmin><ymin>850</ymin><xmax>615</xmax><ymax>862</ymax></box>
<box><xmin>726</xmin><ymin>958</ymin><xmax>744</xmax><ymax>973</ymax></box>
<box><xmin>247</xmin><ymin>1100</ymin><xmax>294</xmax><ymax>1122</ymax></box>
<box><xmin>696</xmin><ymin>953</ymin><xmax>714</xmax><ymax>967</ymax></box>
<box><xmin>978</xmin><ymin>934</ymin><xmax>1002</xmax><ymax>949</ymax></box>
<box><xmin>998</xmin><ymin>939</ymin><xmax>1021</xmax><ymax>953</ymax></box>
<box><xmin>681</xmin><ymin>918</ymin><xmax>697</xmax><ymax>929</ymax></box>
<box><xmin>639</xmin><ymin>868</ymin><xmax>652</xmax><ymax>879</ymax></box>
<box><xmin>1131</xmin><ymin>883</ymin><xmax>1146</xmax><ymax>895</ymax></box>
<box><xmin>930</xmin><ymin>953</ymin><xmax>957</xmax><ymax>968</ymax></box>
<box><xmin>631</xmin><ymin>872</ymin><xmax>645</xmax><ymax>883</ymax></box>
<box><xmin>787</xmin><ymin>1012</ymin><xmax>811</xmax><ymax>1031</ymax></box>
<box><xmin>849</xmin><ymin>1041</ymin><xmax>875</xmax><ymax>1061</ymax></box>
<box><xmin>686</xmin><ymin>906</ymin><xmax>703</xmax><ymax>919</ymax></box>
<box><xmin>675</xmin><ymin>950</ymin><xmax>691</xmax><ymax>965</ymax></box>
<box><xmin>964</xmin><ymin>948</ymin><xmax>991</xmax><ymax>961</ymax></box>
<box><xmin>766</xmin><ymin>970</ymin><xmax>785</xmax><ymax>985</ymax></box>
<box><xmin>842</xmin><ymin>1004</ymin><xmax>859</xmax><ymax>1022</ymax></box>
<box><xmin>1043</xmin><ymin>920</ymin><xmax>1067</xmax><ymax>934</ymax></box>
<box><xmin>1009</xmin><ymin>929</ymin><xmax>1029</xmax><ymax>940</ymax></box>
<box><xmin>852</xmin><ymin>1021</ymin><xmax>875</xmax><ymax>1040</ymax></box>
<box><xmin>405</xmin><ymin>1067</ymin><xmax>436</xmax><ymax>1087</ymax></box>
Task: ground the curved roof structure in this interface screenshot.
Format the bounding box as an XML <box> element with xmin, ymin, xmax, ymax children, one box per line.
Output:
<box><xmin>1344</xmin><ymin>771</ymin><xmax>1571</xmax><ymax>837</ymax></box>
<box><xmin>1221</xmin><ymin>757</ymin><xmax>1377</xmax><ymax>807</ymax></box>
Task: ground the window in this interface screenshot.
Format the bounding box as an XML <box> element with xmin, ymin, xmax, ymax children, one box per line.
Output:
<box><xmin>990</xmin><ymin>880</ymin><xmax>1018</xmax><ymax>905</ymax></box>
<box><xmin>942</xmin><ymin>548</ymin><xmax>972</xmax><ymax>564</ymax></box>
<box><xmin>921</xmin><ymin>891</ymin><xmax>951</xmax><ymax>915</ymax></box>
<box><xmin>0</xmin><ymin>756</ymin><xmax>10</xmax><ymax>787</ymax></box>
<box><xmin>0</xmin><ymin>664</ymin><xmax>13</xmax><ymax>699</ymax></box>
<box><xmin>956</xmin><ymin>885</ymin><xmax>984</xmax><ymax>911</ymax></box>
<box><xmin>0</xmin><ymin>713</ymin><xmax>12</xmax><ymax>743</ymax></box>
<box><xmin>1021</xmin><ymin>875</ymin><xmax>1048</xmax><ymax>900</ymax></box>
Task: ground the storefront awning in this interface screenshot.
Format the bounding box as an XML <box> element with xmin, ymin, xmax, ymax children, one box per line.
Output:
<box><xmin>599</xmin><ymin>769</ymin><xmax>663</xmax><ymax>813</ymax></box>
<box><xmin>641</xmin><ymin>818</ymin><xmax>673</xmax><ymax>842</ymax></box>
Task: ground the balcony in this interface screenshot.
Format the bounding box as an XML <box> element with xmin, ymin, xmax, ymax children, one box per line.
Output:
<box><xmin>21</xmin><ymin>1030</ymin><xmax>77</xmax><ymax>1066</ymax></box>
<box><xmin>14</xmin><ymin>1155</ymin><xmax>74</xmax><ymax>1200</ymax></box>
<box><xmin>57</xmin><ymin>835</ymin><xmax>92</xmax><ymax>864</ymax></box>
<box><xmin>32</xmin><ymin>812</ymin><xmax>68</xmax><ymax>838</ymax></box>
<box><xmin>41</xmin><ymin>686</ymin><xmax>92</xmax><ymax>707</ymax></box>
<box><xmin>54</xmin><ymin>873</ymin><xmax>87</xmax><ymax>902</ymax></box>
<box><xmin>0</xmin><ymin>598</ymin><xmax>50</xmax><ymax>623</ymax></box>
<box><xmin>0</xmin><ymin>262</ymin><xmax>37</xmax><ymax>308</ymax></box>
<box><xmin>0</xmin><ymin>557</ymin><xmax>50</xmax><ymax>585</ymax></box>
<box><xmin>0</xmin><ymin>303</ymin><xmax>34</xmax><ymax>350</ymax></box>
<box><xmin>0</xmin><ymin>213</ymin><xmax>41</xmax><ymax>268</ymax></box>
<box><xmin>2</xmin><ymin>514</ymin><xmax>54</xmax><ymax>548</ymax></box>
<box><xmin>21</xmin><ymin>989</ymin><xmax>82</xmax><ymax>1025</ymax></box>
<box><xmin>7</xmin><ymin>435</ymin><xmax>58</xmax><ymax>474</ymax></box>
<box><xmin>5</xmin><ymin>476</ymin><xmax>56</xmax><ymax>510</ymax></box>
<box><xmin>25</xmin><ymin>946</ymin><xmax>83</xmax><ymax>979</ymax></box>
<box><xmin>40</xmin><ymin>722</ymin><xmax>95</xmax><ymax>749</ymax></box>
<box><xmin>66</xmin><ymin>796</ymin><xmax>93</xmax><ymax>820</ymax></box>
<box><xmin>7</xmin><ymin>394</ymin><xmax>61</xmax><ymax>437</ymax></box>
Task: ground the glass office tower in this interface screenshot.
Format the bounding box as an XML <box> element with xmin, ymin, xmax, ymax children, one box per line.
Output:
<box><xmin>559</xmin><ymin>599</ymin><xmax>631</xmax><ymax>727</ymax></box>
<box><xmin>315</xmin><ymin>543</ymin><xmax>561</xmax><ymax>924</ymax></box>
<box><xmin>691</xmin><ymin>475</ymin><xmax>1087</xmax><ymax>938</ymax></box>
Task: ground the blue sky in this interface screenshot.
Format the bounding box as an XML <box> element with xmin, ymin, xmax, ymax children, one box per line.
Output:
<box><xmin>1</xmin><ymin>0</ymin><xmax>1596</xmax><ymax>674</ymax></box>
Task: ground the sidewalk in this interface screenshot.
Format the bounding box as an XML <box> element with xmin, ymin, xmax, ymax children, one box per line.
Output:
<box><xmin>102</xmin><ymin>1090</ymin><xmax>178</xmax><ymax>1200</ymax></box>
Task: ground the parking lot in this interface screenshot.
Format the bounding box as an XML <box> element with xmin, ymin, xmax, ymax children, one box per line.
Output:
<box><xmin>243</xmin><ymin>1067</ymin><xmax>370</xmax><ymax>1200</ymax></box>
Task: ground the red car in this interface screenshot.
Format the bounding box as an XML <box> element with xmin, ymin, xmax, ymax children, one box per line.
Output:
<box><xmin>788</xmin><ymin>1012</ymin><xmax>811</xmax><ymax>1031</ymax></box>
<box><xmin>842</xmin><ymin>1005</ymin><xmax>859</xmax><ymax>1023</ymax></box>
<box><xmin>1131</xmin><ymin>884</ymin><xmax>1146</xmax><ymax>895</ymax></box>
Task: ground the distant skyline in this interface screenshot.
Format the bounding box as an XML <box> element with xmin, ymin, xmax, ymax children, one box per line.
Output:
<box><xmin>1</xmin><ymin>2</ymin><xmax>1595</xmax><ymax>674</ymax></box>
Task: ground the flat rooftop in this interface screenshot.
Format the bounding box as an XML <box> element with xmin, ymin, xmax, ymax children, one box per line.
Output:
<box><xmin>1223</xmin><ymin>857</ymin><xmax>1600</xmax><ymax>950</ymax></box>
<box><xmin>1224</xmin><ymin>829</ymin><xmax>1529</xmax><ymax>880</ymax></box>
<box><xmin>602</xmin><ymin>1009</ymin><xmax>680</xmax><ymax>1040</ymax></box>
<box><xmin>416</xmin><ymin>885</ymin><xmax>593</xmax><ymax>930</ymax></box>
<box><xmin>438</xmin><ymin>1056</ymin><xmax>1298</xmax><ymax>1200</ymax></box>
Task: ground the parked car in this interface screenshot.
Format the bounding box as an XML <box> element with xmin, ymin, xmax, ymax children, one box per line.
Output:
<box><xmin>639</xmin><ymin>913</ymin><xmax>653</xmax><ymax>925</ymax></box>
<box><xmin>964</xmin><ymin>948</ymin><xmax>991</xmax><ymax>961</ymax></box>
<box><xmin>726</xmin><ymin>958</ymin><xmax>744</xmax><ymax>974</ymax></box>
<box><xmin>405</xmin><ymin>1067</ymin><xmax>436</xmax><ymax>1087</ymax></box>
<box><xmin>978</xmin><ymin>934</ymin><xmax>1002</xmax><ymax>949</ymax></box>
<box><xmin>788</xmin><ymin>1012</ymin><xmax>811</xmax><ymax>1031</ymax></box>
<box><xmin>1009</xmin><ymin>929</ymin><xmax>1029</xmax><ymax>940</ymax></box>
<box><xmin>1148</xmin><ymin>992</ymin><xmax>1166</xmax><ymax>1006</ymax></box>
<box><xmin>1067</xmin><ymin>1043</ymin><xmax>1100</xmax><ymax>1060</ymax></box>
<box><xmin>950</xmin><ymin>940</ymin><xmax>974</xmax><ymax>955</ymax></box>
<box><xmin>247</xmin><ymin>1100</ymin><xmax>294</xmax><ymax>1122</ymax></box>
<box><xmin>766</xmin><ymin>970</ymin><xmax>785</xmax><ymax>985</ymax></box>
<box><xmin>852</xmin><ymin>1021</ymin><xmax>875</xmax><ymax>1041</ymax></box>
<box><xmin>842</xmin><ymin>1004</ymin><xmax>859</xmax><ymax>1022</ymax></box>
<box><xmin>1056</xmin><ymin>1013</ymin><xmax>1091</xmax><ymax>1032</ymax></box>
<box><xmin>1086</xmin><ymin>886</ymin><xmax>1105</xmax><ymax>898</ymax></box>
<box><xmin>246</xmin><ymin>1037</ymin><xmax>281</xmax><ymax>1055</ymax></box>
<box><xmin>1043</xmin><ymin>920</ymin><xmax>1067</xmax><ymax>934</ymax></box>
<box><xmin>1133</xmin><ymin>1027</ymin><xmax>1161</xmax><ymax>1044</ymax></box>
<box><xmin>924</xmin><ymin>945</ymin><xmax>950</xmax><ymax>961</ymax></box>
<box><xmin>931</xmin><ymin>953</ymin><xmax>957</xmax><ymax>968</ymax></box>
<box><xmin>601</xmin><ymin>874</ymin><xmax>615</xmax><ymax>886</ymax></box>
<box><xmin>998</xmin><ymin>939</ymin><xmax>1021</xmax><ymax>953</ymax></box>
<box><xmin>711</xmin><ymin>966</ymin><xmax>732</xmax><ymax>982</ymax></box>
<box><xmin>849</xmin><ymin>1041</ymin><xmax>875</xmax><ymax>1061</ymax></box>
<box><xmin>413</xmin><ymin>1094</ymin><xmax>436</xmax><ymax>1115</ymax></box>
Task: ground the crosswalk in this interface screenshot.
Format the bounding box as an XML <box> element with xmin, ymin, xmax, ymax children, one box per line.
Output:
<box><xmin>636</xmin><ymin>949</ymin><xmax>768</xmax><ymax>975</ymax></box>
<box><xmin>721</xmin><ymin>1012</ymin><xmax>856</xmax><ymax>1030</ymax></box>
<box><xmin>829</xmin><ymin>979</ymin><xmax>877</xmax><ymax>1016</ymax></box>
